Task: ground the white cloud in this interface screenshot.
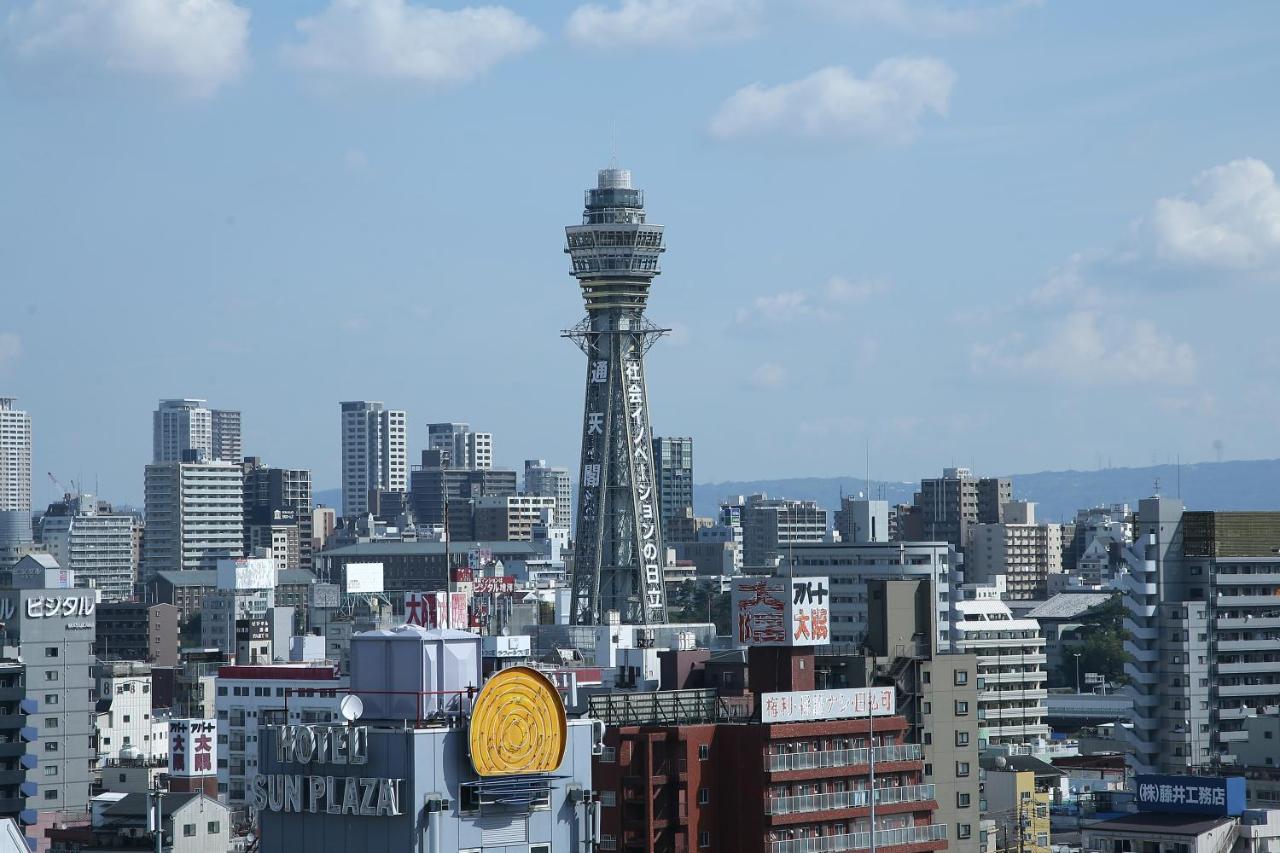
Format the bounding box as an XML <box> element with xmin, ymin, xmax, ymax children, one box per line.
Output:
<box><xmin>970</xmin><ymin>311</ymin><xmax>1196</xmax><ymax>386</ymax></box>
<box><xmin>709</xmin><ymin>59</ymin><xmax>955</xmax><ymax>143</ymax></box>
<box><xmin>813</xmin><ymin>0</ymin><xmax>1041</xmax><ymax>37</ymax></box>
<box><xmin>1021</xmin><ymin>254</ymin><xmax>1106</xmax><ymax>310</ymax></box>
<box><xmin>4</xmin><ymin>0</ymin><xmax>249</xmax><ymax>97</ymax></box>
<box><xmin>734</xmin><ymin>276</ymin><xmax>888</xmax><ymax>328</ymax></box>
<box><xmin>566</xmin><ymin>0</ymin><xmax>760</xmax><ymax>47</ymax></box>
<box><xmin>0</xmin><ymin>334</ymin><xmax>20</xmax><ymax>371</ymax></box>
<box><xmin>283</xmin><ymin>0</ymin><xmax>541</xmax><ymax>85</ymax></box>
<box><xmin>751</xmin><ymin>362</ymin><xmax>787</xmax><ymax>389</ymax></box>
<box><xmin>1140</xmin><ymin>158</ymin><xmax>1280</xmax><ymax>273</ymax></box>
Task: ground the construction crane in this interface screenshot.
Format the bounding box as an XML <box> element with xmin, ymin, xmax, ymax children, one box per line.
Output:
<box><xmin>47</xmin><ymin>472</ymin><xmax>78</xmax><ymax>499</ymax></box>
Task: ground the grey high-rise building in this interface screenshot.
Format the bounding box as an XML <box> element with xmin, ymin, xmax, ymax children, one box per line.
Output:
<box><xmin>142</xmin><ymin>456</ymin><xmax>244</xmax><ymax>583</ymax></box>
<box><xmin>741</xmin><ymin>493</ymin><xmax>828</xmax><ymax>570</ymax></box>
<box><xmin>652</xmin><ymin>436</ymin><xmax>693</xmax><ymax>528</ymax></box>
<box><xmin>152</xmin><ymin>398</ymin><xmax>241</xmax><ymax>463</ymax></box>
<box><xmin>409</xmin><ymin>450</ymin><xmax>517</xmax><ymax>541</ymax></box>
<box><xmin>0</xmin><ymin>397</ymin><xmax>32</xmax><ymax>563</ymax></box>
<box><xmin>340</xmin><ymin>401</ymin><xmax>407</xmax><ymax>518</ymax></box>
<box><xmin>427</xmin><ymin>422</ymin><xmax>493</xmax><ymax>470</ymax></box>
<box><xmin>243</xmin><ymin>458</ymin><xmax>314</xmax><ymax>571</ymax></box>
<box><xmin>524</xmin><ymin>459</ymin><xmax>572</xmax><ymax>530</ymax></box>
<box><xmin>913</xmin><ymin>467</ymin><xmax>1011</xmax><ymax>551</ymax></box>
<box><xmin>39</xmin><ymin>493</ymin><xmax>135</xmax><ymax>601</ymax></box>
<box><xmin>565</xmin><ymin>166</ymin><xmax>669</xmax><ymax>625</ymax></box>
<box><xmin>1121</xmin><ymin>500</ymin><xmax>1280</xmax><ymax>775</ymax></box>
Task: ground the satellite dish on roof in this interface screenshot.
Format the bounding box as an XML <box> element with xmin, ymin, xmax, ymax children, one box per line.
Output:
<box><xmin>339</xmin><ymin>694</ymin><xmax>364</xmax><ymax>723</ymax></box>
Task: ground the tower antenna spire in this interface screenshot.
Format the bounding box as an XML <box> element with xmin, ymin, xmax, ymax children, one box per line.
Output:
<box><xmin>609</xmin><ymin>119</ymin><xmax>618</xmax><ymax>169</ymax></box>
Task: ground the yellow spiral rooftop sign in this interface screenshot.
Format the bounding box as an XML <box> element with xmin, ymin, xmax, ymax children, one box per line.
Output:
<box><xmin>469</xmin><ymin>666</ymin><xmax>567</xmax><ymax>777</ymax></box>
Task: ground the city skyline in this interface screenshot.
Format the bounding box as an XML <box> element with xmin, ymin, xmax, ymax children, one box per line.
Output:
<box><xmin>4</xmin><ymin>2</ymin><xmax>1280</xmax><ymax>510</ymax></box>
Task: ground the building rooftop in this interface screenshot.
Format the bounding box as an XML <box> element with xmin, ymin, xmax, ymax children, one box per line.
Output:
<box><xmin>321</xmin><ymin>541</ymin><xmax>540</xmax><ymax>557</ymax></box>
<box><xmin>1087</xmin><ymin>812</ymin><xmax>1235</xmax><ymax>836</ymax></box>
<box><xmin>217</xmin><ymin>663</ymin><xmax>341</xmax><ymax>681</ymax></box>
<box><xmin>155</xmin><ymin>568</ymin><xmax>317</xmax><ymax>587</ymax></box>
<box><xmin>105</xmin><ymin>791</ymin><xmax>201</xmax><ymax>818</ymax></box>
<box><xmin>1024</xmin><ymin>593</ymin><xmax>1114</xmax><ymax>620</ymax></box>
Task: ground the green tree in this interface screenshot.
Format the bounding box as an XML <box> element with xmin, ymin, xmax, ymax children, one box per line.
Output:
<box><xmin>1057</xmin><ymin>595</ymin><xmax>1129</xmax><ymax>688</ymax></box>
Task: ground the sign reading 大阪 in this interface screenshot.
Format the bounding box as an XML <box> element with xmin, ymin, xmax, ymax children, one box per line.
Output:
<box><xmin>403</xmin><ymin>591</ymin><xmax>470</xmax><ymax>630</ymax></box>
<box><xmin>169</xmin><ymin>719</ymin><xmax>217</xmax><ymax>777</ymax></box>
<box><xmin>1135</xmin><ymin>775</ymin><xmax>1246</xmax><ymax>817</ymax></box>
<box><xmin>732</xmin><ymin>576</ymin><xmax>830</xmax><ymax>647</ymax></box>
<box><xmin>760</xmin><ymin>687</ymin><xmax>896</xmax><ymax>724</ymax></box>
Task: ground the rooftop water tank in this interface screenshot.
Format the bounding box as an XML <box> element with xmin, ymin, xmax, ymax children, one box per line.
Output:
<box><xmin>349</xmin><ymin>625</ymin><xmax>482</xmax><ymax>722</ymax></box>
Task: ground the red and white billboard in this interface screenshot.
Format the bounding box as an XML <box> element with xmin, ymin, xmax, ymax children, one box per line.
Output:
<box><xmin>760</xmin><ymin>686</ymin><xmax>896</xmax><ymax>724</ymax></box>
<box><xmin>169</xmin><ymin>718</ymin><xmax>216</xmax><ymax>777</ymax></box>
<box><xmin>732</xmin><ymin>576</ymin><xmax>830</xmax><ymax>648</ymax></box>
<box><xmin>404</xmin><ymin>591</ymin><xmax>472</xmax><ymax>631</ymax></box>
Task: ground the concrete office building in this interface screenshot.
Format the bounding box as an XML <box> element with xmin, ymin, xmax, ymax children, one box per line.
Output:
<box><xmin>153</xmin><ymin>399</ymin><xmax>240</xmax><ymax>464</ymax></box>
<box><xmin>1120</xmin><ymin>500</ymin><xmax>1280</xmax><ymax>775</ymax></box>
<box><xmin>835</xmin><ymin>497</ymin><xmax>891</xmax><ymax>544</ymax></box>
<box><xmin>815</xmin><ymin>577</ymin><xmax>982</xmax><ymax>853</ymax></box>
<box><xmin>340</xmin><ymin>402</ymin><xmax>407</xmax><ymax>518</ymax></box>
<box><xmin>0</xmin><ymin>398</ymin><xmax>32</xmax><ymax>564</ymax></box>
<box><xmin>315</xmin><ymin>541</ymin><xmax>538</xmax><ymax>599</ymax></box>
<box><xmin>243</xmin><ymin>459</ymin><xmax>314</xmax><ymax>572</ymax></box>
<box><xmin>40</xmin><ymin>494</ymin><xmax>135</xmax><ymax>601</ymax></box>
<box><xmin>94</xmin><ymin>602</ymin><xmax>179</xmax><ymax>666</ymax></box>
<box><xmin>1065</xmin><ymin>504</ymin><xmax>1132</xmax><ymax>581</ymax></box>
<box><xmin>94</xmin><ymin>661</ymin><xmax>162</xmax><ymax>764</ymax></box>
<box><xmin>785</xmin><ymin>540</ymin><xmax>957</xmax><ymax>652</ymax></box>
<box><xmin>201</xmin><ymin>559</ymin><xmax>293</xmax><ymax>665</ymax></box>
<box><xmin>141</xmin><ymin>456</ymin><xmax>243</xmax><ymax>583</ymax></box>
<box><xmin>652</xmin><ymin>436</ymin><xmax>693</xmax><ymax>528</ymax></box>
<box><xmin>408</xmin><ymin>452</ymin><xmax>517</xmax><ymax>538</ymax></box>
<box><xmin>474</xmin><ymin>495</ymin><xmax>558</xmax><ymax>542</ymax></box>
<box><xmin>2</xmin><ymin>555</ymin><xmax>97</xmax><ymax>844</ymax></box>
<box><xmin>523</xmin><ymin>460</ymin><xmax>572</xmax><ymax>530</ymax></box>
<box><xmin>965</xmin><ymin>502</ymin><xmax>1063</xmax><ymax>600</ymax></box>
<box><xmin>153</xmin><ymin>568</ymin><xmax>315</xmax><ymax>626</ymax></box>
<box><xmin>914</xmin><ymin>468</ymin><xmax>1011</xmax><ymax>551</ymax></box>
<box><xmin>742</xmin><ymin>494</ymin><xmax>828</xmax><ymax>570</ymax></box>
<box><xmin>953</xmin><ymin>579</ymin><xmax>1050</xmax><ymax>750</ymax></box>
<box><xmin>215</xmin><ymin>662</ymin><xmax>348</xmax><ymax>808</ymax></box>
<box><xmin>427</xmin><ymin>422</ymin><xmax>493</xmax><ymax>470</ymax></box>
<box><xmin>255</xmin><ymin>627</ymin><xmax>599</xmax><ymax>853</ymax></box>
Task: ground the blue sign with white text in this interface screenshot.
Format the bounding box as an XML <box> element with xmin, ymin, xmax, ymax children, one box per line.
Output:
<box><xmin>1134</xmin><ymin>775</ymin><xmax>1245</xmax><ymax>817</ymax></box>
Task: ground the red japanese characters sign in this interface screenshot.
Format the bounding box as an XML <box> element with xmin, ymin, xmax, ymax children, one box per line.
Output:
<box><xmin>169</xmin><ymin>718</ymin><xmax>217</xmax><ymax>778</ymax></box>
<box><xmin>404</xmin><ymin>591</ymin><xmax>472</xmax><ymax>631</ymax></box>
<box><xmin>732</xmin><ymin>576</ymin><xmax>830</xmax><ymax>648</ymax></box>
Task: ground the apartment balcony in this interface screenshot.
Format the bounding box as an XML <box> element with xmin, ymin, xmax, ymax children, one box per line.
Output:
<box><xmin>766</xmin><ymin>784</ymin><xmax>937</xmax><ymax>816</ymax></box>
<box><xmin>1124</xmin><ymin>640</ymin><xmax>1159</xmax><ymax>664</ymax></box>
<box><xmin>770</xmin><ymin>822</ymin><xmax>948</xmax><ymax>853</ymax></box>
<box><xmin>1124</xmin><ymin>662</ymin><xmax>1159</xmax><ymax>685</ymax></box>
<box><xmin>1219</xmin><ymin>730</ymin><xmax>1250</xmax><ymax>743</ymax></box>
<box><xmin>1124</xmin><ymin>618</ymin><xmax>1158</xmax><ymax>641</ymax></box>
<box><xmin>1218</xmin><ymin>682</ymin><xmax>1280</xmax><ymax>697</ymax></box>
<box><xmin>1217</xmin><ymin>595</ymin><xmax>1280</xmax><ymax>608</ymax></box>
<box><xmin>1122</xmin><ymin>727</ymin><xmax>1156</xmax><ymax>755</ymax></box>
<box><xmin>980</xmin><ymin>689</ymin><xmax>1048</xmax><ymax>703</ymax></box>
<box><xmin>1217</xmin><ymin>639</ymin><xmax>1280</xmax><ymax>653</ymax></box>
<box><xmin>976</xmin><ymin>653</ymin><xmax>1046</xmax><ymax>667</ymax></box>
<box><xmin>1120</xmin><ymin>575</ymin><xmax>1158</xmax><ymax>596</ymax></box>
<box><xmin>766</xmin><ymin>744</ymin><xmax>922</xmax><ymax>773</ymax></box>
<box><xmin>1215</xmin><ymin>572</ymin><xmax>1280</xmax><ymax>585</ymax></box>
<box><xmin>1122</xmin><ymin>595</ymin><xmax>1157</xmax><ymax>618</ymax></box>
<box><xmin>1217</xmin><ymin>616</ymin><xmax>1280</xmax><ymax>630</ymax></box>
<box><xmin>1218</xmin><ymin>706</ymin><xmax>1255</xmax><ymax>720</ymax></box>
<box><xmin>1126</xmin><ymin>686</ymin><xmax>1159</xmax><ymax>709</ymax></box>
<box><xmin>983</xmin><ymin>723</ymin><xmax>1051</xmax><ymax>740</ymax></box>
<box><xmin>979</xmin><ymin>706</ymin><xmax>1047</xmax><ymax>722</ymax></box>
<box><xmin>1216</xmin><ymin>661</ymin><xmax>1280</xmax><ymax>675</ymax></box>
<box><xmin>1130</xmin><ymin>712</ymin><xmax>1159</xmax><ymax>731</ymax></box>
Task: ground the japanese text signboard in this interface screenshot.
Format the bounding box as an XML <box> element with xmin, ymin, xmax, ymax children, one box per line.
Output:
<box><xmin>169</xmin><ymin>719</ymin><xmax>217</xmax><ymax>778</ymax></box>
<box><xmin>1135</xmin><ymin>775</ymin><xmax>1245</xmax><ymax>817</ymax></box>
<box><xmin>760</xmin><ymin>687</ymin><xmax>896</xmax><ymax>724</ymax></box>
<box><xmin>732</xmin><ymin>576</ymin><xmax>830</xmax><ymax>647</ymax></box>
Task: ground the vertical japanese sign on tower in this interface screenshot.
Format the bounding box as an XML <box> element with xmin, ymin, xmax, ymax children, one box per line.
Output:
<box><xmin>169</xmin><ymin>719</ymin><xmax>217</xmax><ymax>777</ymax></box>
<box><xmin>732</xmin><ymin>577</ymin><xmax>831</xmax><ymax>647</ymax></box>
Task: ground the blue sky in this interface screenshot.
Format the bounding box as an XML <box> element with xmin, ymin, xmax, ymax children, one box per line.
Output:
<box><xmin>3</xmin><ymin>0</ymin><xmax>1280</xmax><ymax>508</ymax></box>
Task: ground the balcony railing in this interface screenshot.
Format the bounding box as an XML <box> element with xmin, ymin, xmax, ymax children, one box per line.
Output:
<box><xmin>767</xmin><ymin>784</ymin><xmax>936</xmax><ymax>815</ymax></box>
<box><xmin>771</xmin><ymin>822</ymin><xmax>948</xmax><ymax>853</ymax></box>
<box><xmin>767</xmin><ymin>744</ymin><xmax>923</xmax><ymax>773</ymax></box>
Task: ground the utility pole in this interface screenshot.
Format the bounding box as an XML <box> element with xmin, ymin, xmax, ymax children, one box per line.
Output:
<box><xmin>149</xmin><ymin>784</ymin><xmax>166</xmax><ymax>853</ymax></box>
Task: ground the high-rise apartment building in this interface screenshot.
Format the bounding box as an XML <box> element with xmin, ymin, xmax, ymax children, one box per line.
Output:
<box><xmin>427</xmin><ymin>422</ymin><xmax>492</xmax><ymax>470</ymax></box>
<box><xmin>835</xmin><ymin>497</ymin><xmax>891</xmax><ymax>544</ymax></box>
<box><xmin>1121</xmin><ymin>500</ymin><xmax>1280</xmax><ymax>775</ymax></box>
<box><xmin>152</xmin><ymin>398</ymin><xmax>241</xmax><ymax>463</ymax></box>
<box><xmin>965</xmin><ymin>502</ymin><xmax>1063</xmax><ymax>600</ymax></box>
<box><xmin>953</xmin><ymin>578</ymin><xmax>1050</xmax><ymax>751</ymax></box>
<box><xmin>652</xmin><ymin>435</ymin><xmax>694</xmax><ymax>528</ymax></box>
<box><xmin>40</xmin><ymin>493</ymin><xmax>136</xmax><ymax>601</ymax></box>
<box><xmin>243</xmin><ymin>458</ymin><xmax>313</xmax><ymax>571</ymax></box>
<box><xmin>473</xmin><ymin>495</ymin><xmax>557</xmax><ymax>541</ymax></box>
<box><xmin>741</xmin><ymin>493</ymin><xmax>828</xmax><ymax>570</ymax></box>
<box><xmin>524</xmin><ymin>459</ymin><xmax>572</xmax><ymax>530</ymax></box>
<box><xmin>914</xmin><ymin>468</ymin><xmax>1011</xmax><ymax>551</ymax></box>
<box><xmin>408</xmin><ymin>450</ymin><xmax>517</xmax><ymax>540</ymax></box>
<box><xmin>142</xmin><ymin>456</ymin><xmax>244</xmax><ymax>582</ymax></box>
<box><xmin>339</xmin><ymin>401</ymin><xmax>407</xmax><ymax>518</ymax></box>
<box><xmin>0</xmin><ymin>397</ymin><xmax>32</xmax><ymax>562</ymax></box>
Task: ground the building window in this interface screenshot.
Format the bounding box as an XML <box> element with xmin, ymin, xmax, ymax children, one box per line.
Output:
<box><xmin>954</xmin><ymin>670</ymin><xmax>968</xmax><ymax>686</ymax></box>
<box><xmin>955</xmin><ymin>701</ymin><xmax>969</xmax><ymax>715</ymax></box>
<box><xmin>923</xmin><ymin>733</ymin><xmax>932</xmax><ymax>745</ymax></box>
<box><xmin>43</xmin><ymin>766</ymin><xmax>57</xmax><ymax>777</ymax></box>
<box><xmin>599</xmin><ymin>836</ymin><xmax>616</xmax><ymax>851</ymax></box>
<box><xmin>208</xmin><ymin>822</ymin><xmax>220</xmax><ymax>834</ymax></box>
<box><xmin>699</xmin><ymin>832</ymin><xmax>711</xmax><ymax>848</ymax></box>
<box><xmin>699</xmin><ymin>744</ymin><xmax>709</xmax><ymax>761</ymax></box>
<box><xmin>45</xmin><ymin>717</ymin><xmax>59</xmax><ymax>729</ymax></box>
<box><xmin>45</xmin><ymin>671</ymin><xmax>58</xmax><ymax>682</ymax></box>
<box><xmin>955</xmin><ymin>731</ymin><xmax>969</xmax><ymax>747</ymax></box>
<box><xmin>957</xmin><ymin>792</ymin><xmax>971</xmax><ymax>808</ymax></box>
<box><xmin>183</xmin><ymin>824</ymin><xmax>196</xmax><ymax>837</ymax></box>
<box><xmin>45</xmin><ymin>647</ymin><xmax>59</xmax><ymax>658</ymax></box>
<box><xmin>959</xmin><ymin>824</ymin><xmax>972</xmax><ymax>839</ymax></box>
<box><xmin>530</xmin><ymin>846</ymin><xmax>551</xmax><ymax>853</ymax></box>
<box><xmin>44</xmin><ymin>742</ymin><xmax>58</xmax><ymax>752</ymax></box>
<box><xmin>698</xmin><ymin>788</ymin><xmax>709</xmax><ymax>805</ymax></box>
<box><xmin>922</xmin><ymin>670</ymin><xmax>931</xmax><ymax>684</ymax></box>
<box><xmin>600</xmin><ymin>747</ymin><xmax>616</xmax><ymax>763</ymax></box>
<box><xmin>44</xmin><ymin>694</ymin><xmax>58</xmax><ymax>705</ymax></box>
<box><xmin>922</xmin><ymin>702</ymin><xmax>931</xmax><ymax>714</ymax></box>
<box><xmin>601</xmin><ymin>791</ymin><xmax>616</xmax><ymax>807</ymax></box>
<box><xmin>44</xmin><ymin>791</ymin><xmax>57</xmax><ymax>801</ymax></box>
<box><xmin>924</xmin><ymin>763</ymin><xmax>933</xmax><ymax>776</ymax></box>
<box><xmin>957</xmin><ymin>761</ymin><xmax>971</xmax><ymax>777</ymax></box>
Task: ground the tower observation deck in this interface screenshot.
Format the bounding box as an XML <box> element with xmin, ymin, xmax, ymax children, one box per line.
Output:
<box><xmin>564</xmin><ymin>167</ymin><xmax>669</xmax><ymax>625</ymax></box>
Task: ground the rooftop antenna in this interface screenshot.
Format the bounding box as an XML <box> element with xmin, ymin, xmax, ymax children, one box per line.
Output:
<box><xmin>609</xmin><ymin>119</ymin><xmax>618</xmax><ymax>169</ymax></box>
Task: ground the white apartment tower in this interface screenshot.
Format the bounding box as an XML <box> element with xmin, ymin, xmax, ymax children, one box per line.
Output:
<box><xmin>142</xmin><ymin>459</ymin><xmax>244</xmax><ymax>581</ymax></box>
<box><xmin>524</xmin><ymin>459</ymin><xmax>572</xmax><ymax>529</ymax></box>
<box><xmin>953</xmin><ymin>578</ymin><xmax>1050</xmax><ymax>751</ymax></box>
<box><xmin>427</xmin><ymin>422</ymin><xmax>493</xmax><ymax>470</ymax></box>
<box><xmin>340</xmin><ymin>401</ymin><xmax>407</xmax><ymax>518</ymax></box>
<box><xmin>153</xmin><ymin>398</ymin><xmax>241</xmax><ymax>464</ymax></box>
<box><xmin>41</xmin><ymin>494</ymin><xmax>136</xmax><ymax>601</ymax></box>
<box><xmin>965</xmin><ymin>501</ymin><xmax>1063</xmax><ymax>600</ymax></box>
<box><xmin>0</xmin><ymin>397</ymin><xmax>33</xmax><ymax>556</ymax></box>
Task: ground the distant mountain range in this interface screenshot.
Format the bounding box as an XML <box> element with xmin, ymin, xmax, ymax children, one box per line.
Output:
<box><xmin>315</xmin><ymin>458</ymin><xmax>1280</xmax><ymax>524</ymax></box>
